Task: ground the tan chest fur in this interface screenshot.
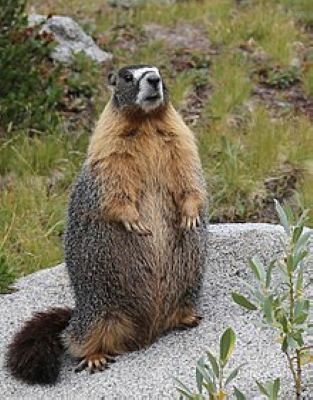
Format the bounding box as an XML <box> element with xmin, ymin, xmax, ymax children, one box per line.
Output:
<box><xmin>87</xmin><ymin>100</ymin><xmax>203</xmax><ymax>219</ymax></box>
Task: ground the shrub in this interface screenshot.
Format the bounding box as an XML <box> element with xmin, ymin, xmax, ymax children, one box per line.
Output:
<box><xmin>0</xmin><ymin>0</ymin><xmax>63</xmax><ymax>133</ymax></box>
<box><xmin>176</xmin><ymin>327</ymin><xmax>247</xmax><ymax>400</ymax></box>
<box><xmin>232</xmin><ymin>200</ymin><xmax>312</xmax><ymax>399</ymax></box>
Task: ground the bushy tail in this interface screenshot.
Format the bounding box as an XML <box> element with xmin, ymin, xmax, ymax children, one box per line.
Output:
<box><xmin>6</xmin><ymin>307</ymin><xmax>72</xmax><ymax>385</ymax></box>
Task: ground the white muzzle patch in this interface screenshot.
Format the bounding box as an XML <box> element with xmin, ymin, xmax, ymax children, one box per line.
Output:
<box><xmin>133</xmin><ymin>67</ymin><xmax>164</xmax><ymax>112</ymax></box>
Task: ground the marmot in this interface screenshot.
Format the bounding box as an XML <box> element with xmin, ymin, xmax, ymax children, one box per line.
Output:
<box><xmin>6</xmin><ymin>64</ymin><xmax>208</xmax><ymax>385</ymax></box>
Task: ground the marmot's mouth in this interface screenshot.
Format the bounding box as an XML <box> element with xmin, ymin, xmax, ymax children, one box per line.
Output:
<box><xmin>145</xmin><ymin>94</ymin><xmax>161</xmax><ymax>101</ymax></box>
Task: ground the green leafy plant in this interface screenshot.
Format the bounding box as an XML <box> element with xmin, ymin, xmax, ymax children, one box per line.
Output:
<box><xmin>263</xmin><ymin>67</ymin><xmax>300</xmax><ymax>89</ymax></box>
<box><xmin>256</xmin><ymin>378</ymin><xmax>280</xmax><ymax>400</ymax></box>
<box><xmin>232</xmin><ymin>199</ymin><xmax>312</xmax><ymax>399</ymax></box>
<box><xmin>176</xmin><ymin>327</ymin><xmax>246</xmax><ymax>400</ymax></box>
<box><xmin>0</xmin><ymin>0</ymin><xmax>63</xmax><ymax>133</ymax></box>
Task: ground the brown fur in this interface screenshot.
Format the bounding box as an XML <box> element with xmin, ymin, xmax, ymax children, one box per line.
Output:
<box><xmin>67</xmin><ymin>313</ymin><xmax>141</xmax><ymax>359</ymax></box>
<box><xmin>82</xmin><ymin>100</ymin><xmax>206</xmax><ymax>358</ymax></box>
<box><xmin>6</xmin><ymin>308</ymin><xmax>72</xmax><ymax>384</ymax></box>
<box><xmin>68</xmin><ymin>306</ymin><xmax>201</xmax><ymax>363</ymax></box>
<box><xmin>88</xmin><ymin>100</ymin><xmax>206</xmax><ymax>227</ymax></box>
<box><xmin>66</xmin><ymin>100</ymin><xmax>206</xmax><ymax>365</ymax></box>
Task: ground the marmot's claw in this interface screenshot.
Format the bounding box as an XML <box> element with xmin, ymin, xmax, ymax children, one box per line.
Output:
<box><xmin>178</xmin><ymin>313</ymin><xmax>203</xmax><ymax>330</ymax></box>
<box><xmin>180</xmin><ymin>216</ymin><xmax>200</xmax><ymax>231</ymax></box>
<box><xmin>123</xmin><ymin>220</ymin><xmax>152</xmax><ymax>235</ymax></box>
<box><xmin>75</xmin><ymin>355</ymin><xmax>112</xmax><ymax>374</ymax></box>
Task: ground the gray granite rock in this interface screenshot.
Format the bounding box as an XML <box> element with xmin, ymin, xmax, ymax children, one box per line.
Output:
<box><xmin>28</xmin><ymin>15</ymin><xmax>113</xmax><ymax>64</ymax></box>
<box><xmin>108</xmin><ymin>0</ymin><xmax>176</xmax><ymax>8</ymax></box>
<box><xmin>0</xmin><ymin>224</ymin><xmax>312</xmax><ymax>399</ymax></box>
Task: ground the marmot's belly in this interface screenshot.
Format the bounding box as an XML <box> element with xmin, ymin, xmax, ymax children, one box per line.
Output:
<box><xmin>66</xmin><ymin>187</ymin><xmax>205</xmax><ymax>339</ymax></box>
<box><xmin>132</xmin><ymin>190</ymin><xmax>205</xmax><ymax>318</ymax></box>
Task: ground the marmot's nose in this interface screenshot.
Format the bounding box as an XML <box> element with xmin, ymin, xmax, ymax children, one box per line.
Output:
<box><xmin>147</xmin><ymin>75</ymin><xmax>160</xmax><ymax>89</ymax></box>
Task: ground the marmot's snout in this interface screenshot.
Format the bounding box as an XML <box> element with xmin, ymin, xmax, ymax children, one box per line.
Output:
<box><xmin>139</xmin><ymin>71</ymin><xmax>163</xmax><ymax>104</ymax></box>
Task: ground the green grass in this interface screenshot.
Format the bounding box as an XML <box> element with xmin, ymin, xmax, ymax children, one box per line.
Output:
<box><xmin>303</xmin><ymin>65</ymin><xmax>313</xmax><ymax>97</ymax></box>
<box><xmin>279</xmin><ymin>0</ymin><xmax>313</xmax><ymax>28</ymax></box>
<box><xmin>0</xmin><ymin>132</ymin><xmax>88</xmax><ymax>278</ymax></box>
<box><xmin>206</xmin><ymin>52</ymin><xmax>252</xmax><ymax>121</ymax></box>
<box><xmin>0</xmin><ymin>0</ymin><xmax>312</xmax><ymax>292</ymax></box>
<box><xmin>200</xmin><ymin>107</ymin><xmax>313</xmax><ymax>221</ymax></box>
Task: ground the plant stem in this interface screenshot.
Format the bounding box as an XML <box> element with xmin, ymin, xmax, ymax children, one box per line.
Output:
<box><xmin>219</xmin><ymin>366</ymin><xmax>223</xmax><ymax>391</ymax></box>
<box><xmin>299</xmin><ymin>345</ymin><xmax>313</xmax><ymax>352</ymax></box>
<box><xmin>295</xmin><ymin>350</ymin><xmax>302</xmax><ymax>400</ymax></box>
<box><xmin>286</xmin><ymin>351</ymin><xmax>297</xmax><ymax>382</ymax></box>
<box><xmin>285</xmin><ymin>242</ymin><xmax>303</xmax><ymax>399</ymax></box>
<box><xmin>289</xmin><ymin>274</ymin><xmax>294</xmax><ymax>322</ymax></box>
<box><xmin>285</xmin><ymin>350</ymin><xmax>303</xmax><ymax>400</ymax></box>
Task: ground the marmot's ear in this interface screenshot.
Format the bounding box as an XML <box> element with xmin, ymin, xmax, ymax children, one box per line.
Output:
<box><xmin>108</xmin><ymin>71</ymin><xmax>117</xmax><ymax>88</ymax></box>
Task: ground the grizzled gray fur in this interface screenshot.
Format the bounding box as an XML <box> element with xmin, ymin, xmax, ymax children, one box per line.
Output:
<box><xmin>64</xmin><ymin>162</ymin><xmax>207</xmax><ymax>344</ymax></box>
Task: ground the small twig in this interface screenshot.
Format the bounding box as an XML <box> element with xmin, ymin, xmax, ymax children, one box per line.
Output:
<box><xmin>285</xmin><ymin>352</ymin><xmax>298</xmax><ymax>394</ymax></box>
<box><xmin>299</xmin><ymin>345</ymin><xmax>313</xmax><ymax>352</ymax></box>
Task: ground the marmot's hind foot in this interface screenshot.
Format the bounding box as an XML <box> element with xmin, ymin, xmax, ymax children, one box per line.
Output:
<box><xmin>74</xmin><ymin>354</ymin><xmax>115</xmax><ymax>374</ymax></box>
<box><xmin>178</xmin><ymin>313</ymin><xmax>203</xmax><ymax>330</ymax></box>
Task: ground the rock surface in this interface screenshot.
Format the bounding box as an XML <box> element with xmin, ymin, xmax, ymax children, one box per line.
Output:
<box><xmin>28</xmin><ymin>15</ymin><xmax>113</xmax><ymax>64</ymax></box>
<box><xmin>108</xmin><ymin>0</ymin><xmax>176</xmax><ymax>8</ymax></box>
<box><xmin>0</xmin><ymin>224</ymin><xmax>312</xmax><ymax>399</ymax></box>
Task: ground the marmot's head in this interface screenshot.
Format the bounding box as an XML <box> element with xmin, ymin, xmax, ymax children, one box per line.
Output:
<box><xmin>108</xmin><ymin>64</ymin><xmax>168</xmax><ymax>113</ymax></box>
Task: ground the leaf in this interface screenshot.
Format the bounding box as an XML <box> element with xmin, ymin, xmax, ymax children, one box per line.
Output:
<box><xmin>303</xmin><ymin>299</ymin><xmax>310</xmax><ymax>312</ymax></box>
<box><xmin>219</xmin><ymin>327</ymin><xmax>236</xmax><ymax>367</ymax></box>
<box><xmin>277</xmin><ymin>262</ymin><xmax>289</xmax><ymax>283</ymax></box>
<box><xmin>177</xmin><ymin>389</ymin><xmax>193</xmax><ymax>399</ymax></box>
<box><xmin>225</xmin><ymin>363</ymin><xmax>245</xmax><ymax>387</ymax></box>
<box><xmin>266</xmin><ymin>260</ymin><xmax>276</xmax><ymax>288</ymax></box>
<box><xmin>196</xmin><ymin>363</ymin><xmax>216</xmax><ymax>393</ymax></box>
<box><xmin>296</xmin><ymin>209</ymin><xmax>309</xmax><ymax>227</ymax></box>
<box><xmin>292</xmin><ymin>225</ymin><xmax>303</xmax><ymax>244</ymax></box>
<box><xmin>296</xmin><ymin>265</ymin><xmax>304</xmax><ymax>295</ymax></box>
<box><xmin>196</xmin><ymin>357</ymin><xmax>205</xmax><ymax>394</ymax></box>
<box><xmin>295</xmin><ymin>231</ymin><xmax>312</xmax><ymax>254</ymax></box>
<box><xmin>293</xmin><ymin>299</ymin><xmax>309</xmax><ymax>324</ymax></box>
<box><xmin>293</xmin><ymin>250</ymin><xmax>308</xmax><ymax>270</ymax></box>
<box><xmin>232</xmin><ymin>293</ymin><xmax>258</xmax><ymax>311</ymax></box>
<box><xmin>287</xmin><ymin>335</ymin><xmax>299</xmax><ymax>350</ymax></box>
<box><xmin>280</xmin><ymin>314</ymin><xmax>288</xmax><ymax>333</ymax></box>
<box><xmin>175</xmin><ymin>379</ymin><xmax>193</xmax><ymax>399</ymax></box>
<box><xmin>282</xmin><ymin>336</ymin><xmax>288</xmax><ymax>352</ymax></box>
<box><xmin>293</xmin><ymin>331</ymin><xmax>304</xmax><ymax>347</ymax></box>
<box><xmin>249</xmin><ymin>257</ymin><xmax>265</xmax><ymax>281</ymax></box>
<box><xmin>233</xmin><ymin>387</ymin><xmax>247</xmax><ymax>400</ymax></box>
<box><xmin>177</xmin><ymin>388</ymin><xmax>194</xmax><ymax>399</ymax></box>
<box><xmin>293</xmin><ymin>312</ymin><xmax>308</xmax><ymax>325</ymax></box>
<box><xmin>239</xmin><ymin>279</ymin><xmax>264</xmax><ymax>303</ymax></box>
<box><xmin>206</xmin><ymin>350</ymin><xmax>219</xmax><ymax>378</ymax></box>
<box><xmin>256</xmin><ymin>380</ymin><xmax>269</xmax><ymax>396</ymax></box>
<box><xmin>263</xmin><ymin>296</ymin><xmax>274</xmax><ymax>324</ymax></box>
<box><xmin>271</xmin><ymin>378</ymin><xmax>280</xmax><ymax>400</ymax></box>
<box><xmin>274</xmin><ymin>199</ymin><xmax>290</xmax><ymax>235</ymax></box>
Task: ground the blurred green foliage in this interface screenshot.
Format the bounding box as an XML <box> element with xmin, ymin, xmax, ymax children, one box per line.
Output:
<box><xmin>0</xmin><ymin>0</ymin><xmax>63</xmax><ymax>133</ymax></box>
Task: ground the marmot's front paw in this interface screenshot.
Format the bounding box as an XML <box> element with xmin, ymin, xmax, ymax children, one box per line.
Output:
<box><xmin>122</xmin><ymin>219</ymin><xmax>152</xmax><ymax>235</ymax></box>
<box><xmin>180</xmin><ymin>215</ymin><xmax>200</xmax><ymax>230</ymax></box>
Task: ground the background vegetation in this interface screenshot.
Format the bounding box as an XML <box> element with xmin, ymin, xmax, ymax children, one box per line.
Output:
<box><xmin>1</xmin><ymin>0</ymin><xmax>313</xmax><ymax>291</ymax></box>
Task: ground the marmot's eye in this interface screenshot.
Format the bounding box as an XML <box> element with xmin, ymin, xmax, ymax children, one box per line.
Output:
<box><xmin>124</xmin><ymin>74</ymin><xmax>133</xmax><ymax>83</ymax></box>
